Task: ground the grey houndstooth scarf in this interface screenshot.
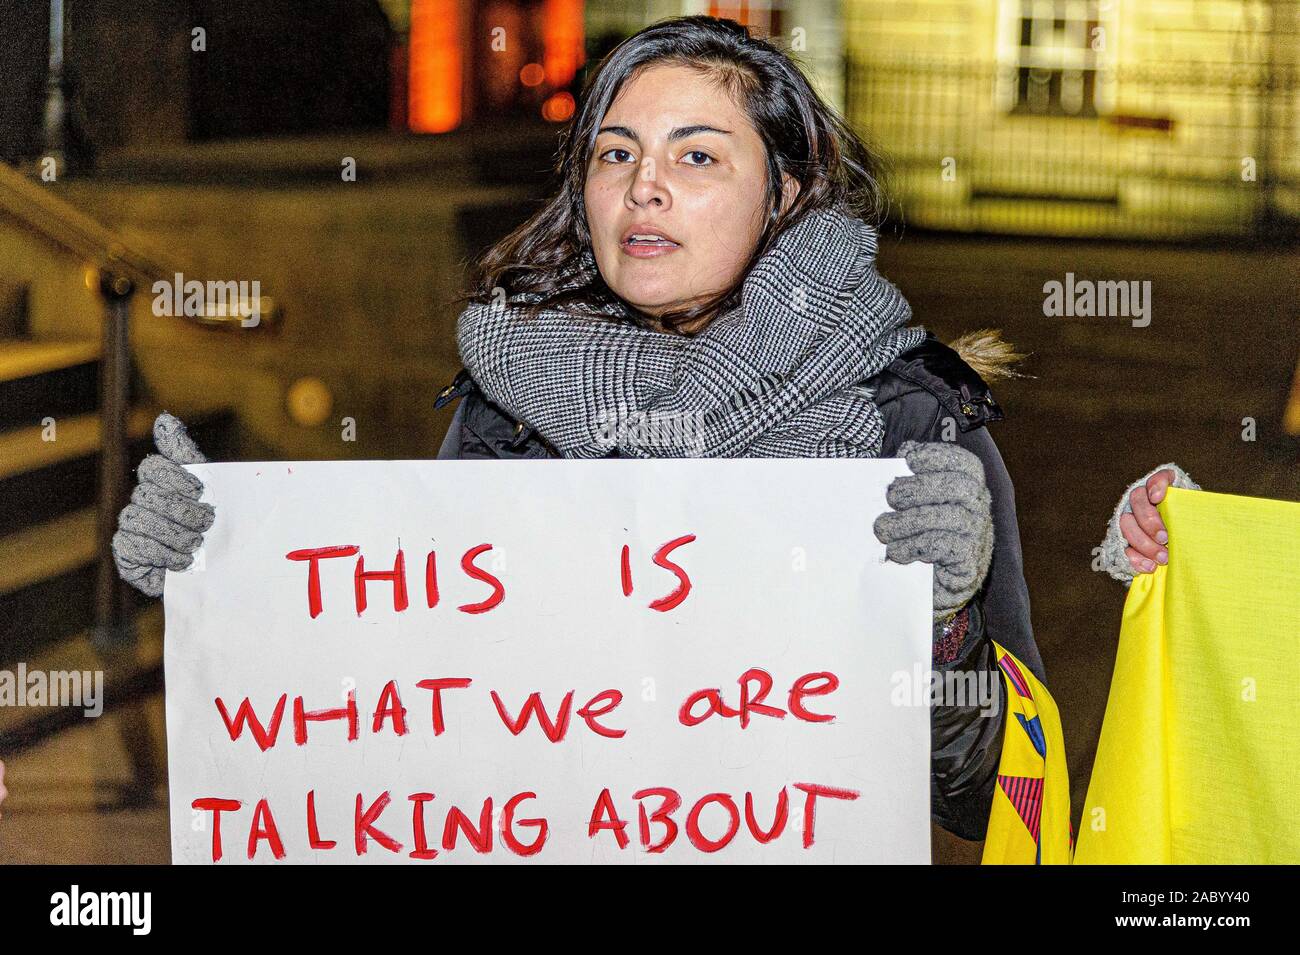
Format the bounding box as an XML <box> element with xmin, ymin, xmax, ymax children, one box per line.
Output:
<box><xmin>456</xmin><ymin>204</ymin><xmax>928</xmax><ymax>458</ymax></box>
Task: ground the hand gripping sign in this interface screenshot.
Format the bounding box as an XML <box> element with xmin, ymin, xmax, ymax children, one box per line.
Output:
<box><xmin>163</xmin><ymin>458</ymin><xmax>933</xmax><ymax>864</ymax></box>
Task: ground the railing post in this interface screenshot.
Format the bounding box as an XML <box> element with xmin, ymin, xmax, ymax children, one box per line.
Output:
<box><xmin>93</xmin><ymin>266</ymin><xmax>161</xmax><ymax>806</ymax></box>
<box><xmin>94</xmin><ymin>268</ymin><xmax>132</xmax><ymax>634</ymax></box>
<box><xmin>40</xmin><ymin>0</ymin><xmax>71</xmax><ymax>176</ymax></box>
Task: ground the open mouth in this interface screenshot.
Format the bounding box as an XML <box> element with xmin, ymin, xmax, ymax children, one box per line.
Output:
<box><xmin>622</xmin><ymin>234</ymin><xmax>681</xmax><ymax>248</ymax></box>
<box><xmin>621</xmin><ymin>231</ymin><xmax>681</xmax><ymax>258</ymax></box>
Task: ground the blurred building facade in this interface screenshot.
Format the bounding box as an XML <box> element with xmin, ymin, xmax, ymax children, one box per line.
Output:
<box><xmin>844</xmin><ymin>0</ymin><xmax>1300</xmax><ymax>239</ymax></box>
<box><xmin>0</xmin><ymin>0</ymin><xmax>587</xmax><ymax>164</ymax></box>
<box><xmin>585</xmin><ymin>1</ymin><xmax>849</xmax><ymax>112</ymax></box>
<box><xmin>380</xmin><ymin>0</ymin><xmax>586</xmax><ymax>131</ymax></box>
<box><xmin>7</xmin><ymin>1</ymin><xmax>1294</xmax><ymax>240</ymax></box>
<box><xmin>586</xmin><ymin>0</ymin><xmax>1300</xmax><ymax>240</ymax></box>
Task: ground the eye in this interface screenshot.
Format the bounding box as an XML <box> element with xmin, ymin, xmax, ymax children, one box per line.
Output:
<box><xmin>598</xmin><ymin>147</ymin><xmax>635</xmax><ymax>164</ymax></box>
<box><xmin>681</xmin><ymin>150</ymin><xmax>715</xmax><ymax>166</ymax></box>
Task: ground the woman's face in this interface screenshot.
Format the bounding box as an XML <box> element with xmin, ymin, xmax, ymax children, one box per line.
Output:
<box><xmin>584</xmin><ymin>63</ymin><xmax>798</xmax><ymax>331</ymax></box>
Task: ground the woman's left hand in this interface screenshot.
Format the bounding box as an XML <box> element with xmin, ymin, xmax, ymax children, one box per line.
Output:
<box><xmin>873</xmin><ymin>440</ymin><xmax>994</xmax><ymax>621</ymax></box>
<box><xmin>1097</xmin><ymin>462</ymin><xmax>1200</xmax><ymax>585</ymax></box>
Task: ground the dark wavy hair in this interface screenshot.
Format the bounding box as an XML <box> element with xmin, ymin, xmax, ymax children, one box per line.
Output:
<box><xmin>457</xmin><ymin>14</ymin><xmax>897</xmax><ymax>335</ymax></box>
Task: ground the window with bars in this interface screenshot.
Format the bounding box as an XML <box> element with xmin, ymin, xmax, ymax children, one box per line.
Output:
<box><xmin>1010</xmin><ymin>0</ymin><xmax>1105</xmax><ymax>117</ymax></box>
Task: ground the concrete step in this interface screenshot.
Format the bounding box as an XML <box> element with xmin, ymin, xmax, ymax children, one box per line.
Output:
<box><xmin>0</xmin><ymin>406</ymin><xmax>155</xmax><ymax>482</ymax></box>
<box><xmin>0</xmin><ymin>671</ymin><xmax>170</xmax><ymax>863</ymax></box>
<box><xmin>0</xmin><ymin>603</ymin><xmax>163</xmax><ymax>748</ymax></box>
<box><xmin>0</xmin><ymin>339</ymin><xmax>98</xmax><ymax>381</ymax></box>
<box><xmin>0</xmin><ymin>508</ymin><xmax>98</xmax><ymax>599</ymax></box>
<box><xmin>0</xmin><ymin>279</ymin><xmax>28</xmax><ymax>338</ymax></box>
<box><xmin>0</xmin><ymin>340</ymin><xmax>100</xmax><ymax>432</ymax></box>
<box><xmin>0</xmin><ymin>406</ymin><xmax>155</xmax><ymax>539</ymax></box>
<box><xmin>0</xmin><ymin>508</ymin><xmax>107</xmax><ymax>666</ymax></box>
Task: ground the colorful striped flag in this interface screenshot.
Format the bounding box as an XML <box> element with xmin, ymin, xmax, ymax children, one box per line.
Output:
<box><xmin>981</xmin><ymin>643</ymin><xmax>1073</xmax><ymax>864</ymax></box>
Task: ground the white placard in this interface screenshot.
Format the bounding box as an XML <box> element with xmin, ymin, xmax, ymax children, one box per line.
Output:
<box><xmin>163</xmin><ymin>459</ymin><xmax>933</xmax><ymax>864</ymax></box>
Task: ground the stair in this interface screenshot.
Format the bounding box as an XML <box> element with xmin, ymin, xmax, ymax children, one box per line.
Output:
<box><xmin>0</xmin><ymin>407</ymin><xmax>155</xmax><ymax>539</ymax></box>
<box><xmin>0</xmin><ymin>338</ymin><xmax>235</xmax><ymax>752</ymax></box>
<box><xmin>0</xmin><ymin>339</ymin><xmax>100</xmax><ymax>431</ymax></box>
<box><xmin>0</xmin><ymin>604</ymin><xmax>164</xmax><ymax>755</ymax></box>
<box><xmin>0</xmin><ymin>278</ymin><xmax>29</xmax><ymax>338</ymax></box>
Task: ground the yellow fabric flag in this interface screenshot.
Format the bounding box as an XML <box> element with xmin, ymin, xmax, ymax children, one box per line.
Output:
<box><xmin>1075</xmin><ymin>486</ymin><xmax>1300</xmax><ymax>864</ymax></box>
<box><xmin>981</xmin><ymin>642</ymin><xmax>1074</xmax><ymax>864</ymax></box>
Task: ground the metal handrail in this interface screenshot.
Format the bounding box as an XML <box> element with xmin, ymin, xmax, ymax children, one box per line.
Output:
<box><xmin>0</xmin><ymin>160</ymin><xmax>187</xmax><ymax>285</ymax></box>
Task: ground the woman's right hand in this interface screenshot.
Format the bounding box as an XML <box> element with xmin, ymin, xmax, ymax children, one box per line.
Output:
<box><xmin>1119</xmin><ymin>468</ymin><xmax>1176</xmax><ymax>574</ymax></box>
<box><xmin>111</xmin><ymin>413</ymin><xmax>214</xmax><ymax>598</ymax></box>
<box><xmin>1097</xmin><ymin>462</ymin><xmax>1200</xmax><ymax>585</ymax></box>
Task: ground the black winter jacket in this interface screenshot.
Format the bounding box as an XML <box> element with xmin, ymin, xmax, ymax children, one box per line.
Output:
<box><xmin>433</xmin><ymin>332</ymin><xmax>1043</xmax><ymax>841</ymax></box>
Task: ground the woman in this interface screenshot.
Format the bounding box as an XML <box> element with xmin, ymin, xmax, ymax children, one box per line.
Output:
<box><xmin>109</xmin><ymin>16</ymin><xmax>1186</xmax><ymax>847</ymax></box>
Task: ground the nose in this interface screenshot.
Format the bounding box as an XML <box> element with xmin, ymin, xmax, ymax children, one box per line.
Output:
<box><xmin>627</xmin><ymin>156</ymin><xmax>670</xmax><ymax>209</ymax></box>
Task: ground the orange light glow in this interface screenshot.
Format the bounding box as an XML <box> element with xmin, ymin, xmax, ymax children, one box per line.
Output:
<box><xmin>710</xmin><ymin>3</ymin><xmax>773</xmax><ymax>34</ymax></box>
<box><xmin>542</xmin><ymin>91</ymin><xmax>576</xmax><ymax>122</ymax></box>
<box><xmin>409</xmin><ymin>0</ymin><xmax>461</xmax><ymax>133</ymax></box>
<box><xmin>543</xmin><ymin>0</ymin><xmax>585</xmax><ymax>88</ymax></box>
<box><xmin>520</xmin><ymin>63</ymin><xmax>546</xmax><ymax>87</ymax></box>
<box><xmin>710</xmin><ymin>3</ymin><xmax>749</xmax><ymax>23</ymax></box>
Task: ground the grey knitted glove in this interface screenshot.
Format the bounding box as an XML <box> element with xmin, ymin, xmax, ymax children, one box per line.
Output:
<box><xmin>111</xmin><ymin>413</ymin><xmax>214</xmax><ymax>598</ymax></box>
<box><xmin>1096</xmin><ymin>462</ymin><xmax>1200</xmax><ymax>587</ymax></box>
<box><xmin>873</xmin><ymin>440</ymin><xmax>995</xmax><ymax>622</ymax></box>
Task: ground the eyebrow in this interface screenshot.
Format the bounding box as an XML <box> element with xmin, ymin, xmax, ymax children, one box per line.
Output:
<box><xmin>596</xmin><ymin>124</ymin><xmax>733</xmax><ymax>143</ymax></box>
